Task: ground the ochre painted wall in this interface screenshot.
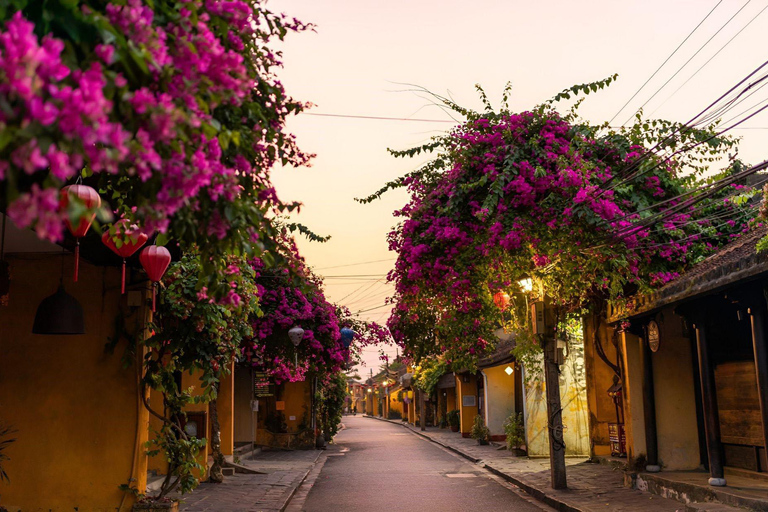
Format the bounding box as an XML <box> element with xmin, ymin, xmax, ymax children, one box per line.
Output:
<box><xmin>0</xmin><ymin>255</ymin><xmax>150</xmax><ymax>511</ymax></box>
<box><xmin>456</xmin><ymin>376</ymin><xmax>478</xmax><ymax>435</ymax></box>
<box><xmin>650</xmin><ymin>310</ymin><xmax>701</xmax><ymax>470</ymax></box>
<box><xmin>218</xmin><ymin>361</ymin><xmax>235</xmax><ymax>456</ymax></box>
<box><xmin>483</xmin><ymin>365</ymin><xmax>516</xmax><ymax>437</ymax></box>
<box><xmin>524</xmin><ymin>337</ymin><xmax>590</xmax><ymax>457</ymax></box>
<box><xmin>583</xmin><ymin>317</ymin><xmax>621</xmax><ymax>457</ymax></box>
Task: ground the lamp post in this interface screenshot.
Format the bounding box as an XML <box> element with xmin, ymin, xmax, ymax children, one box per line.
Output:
<box><xmin>520</xmin><ymin>280</ymin><xmax>567</xmax><ymax>490</ymax></box>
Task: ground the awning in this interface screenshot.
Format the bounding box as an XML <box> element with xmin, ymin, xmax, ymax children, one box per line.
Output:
<box><xmin>436</xmin><ymin>373</ymin><xmax>456</xmax><ymax>389</ymax></box>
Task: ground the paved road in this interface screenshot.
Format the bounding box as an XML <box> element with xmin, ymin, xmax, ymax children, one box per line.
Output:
<box><xmin>299</xmin><ymin>416</ymin><xmax>548</xmax><ymax>512</ymax></box>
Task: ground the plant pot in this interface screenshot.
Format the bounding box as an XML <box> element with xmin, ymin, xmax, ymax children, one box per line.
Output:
<box><xmin>478</xmin><ymin>439</ymin><xmax>489</xmax><ymax>445</ymax></box>
<box><xmin>450</xmin><ymin>425</ymin><xmax>459</xmax><ymax>432</ymax></box>
<box><xmin>133</xmin><ymin>500</ymin><xmax>179</xmax><ymax>512</ymax></box>
<box><xmin>511</xmin><ymin>447</ymin><xmax>527</xmax><ymax>457</ymax></box>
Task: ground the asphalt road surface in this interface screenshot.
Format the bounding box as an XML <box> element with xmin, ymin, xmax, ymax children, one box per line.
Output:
<box><xmin>300</xmin><ymin>416</ymin><xmax>549</xmax><ymax>512</ymax></box>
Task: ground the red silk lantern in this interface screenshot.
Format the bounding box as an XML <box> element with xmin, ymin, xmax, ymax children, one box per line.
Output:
<box><xmin>59</xmin><ymin>185</ymin><xmax>101</xmax><ymax>282</ymax></box>
<box><xmin>102</xmin><ymin>220</ymin><xmax>148</xmax><ymax>294</ymax></box>
<box><xmin>493</xmin><ymin>291</ymin><xmax>510</xmax><ymax>310</ymax></box>
<box><xmin>139</xmin><ymin>245</ymin><xmax>171</xmax><ymax>312</ymax></box>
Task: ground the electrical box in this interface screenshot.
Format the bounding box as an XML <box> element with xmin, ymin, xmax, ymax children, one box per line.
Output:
<box><xmin>531</xmin><ymin>300</ymin><xmax>555</xmax><ymax>337</ymax></box>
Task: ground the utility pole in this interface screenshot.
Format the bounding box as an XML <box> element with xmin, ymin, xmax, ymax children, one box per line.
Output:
<box><xmin>533</xmin><ymin>299</ymin><xmax>567</xmax><ymax>490</ymax></box>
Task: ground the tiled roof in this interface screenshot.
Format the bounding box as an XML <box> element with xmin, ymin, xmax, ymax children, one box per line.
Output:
<box><xmin>609</xmin><ymin>225</ymin><xmax>768</xmax><ymax>322</ymax></box>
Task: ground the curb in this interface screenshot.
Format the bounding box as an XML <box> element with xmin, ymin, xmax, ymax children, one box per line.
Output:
<box><xmin>363</xmin><ymin>415</ymin><xmax>582</xmax><ymax>512</ymax></box>
<box><xmin>279</xmin><ymin>450</ymin><xmax>323</xmax><ymax>512</ymax></box>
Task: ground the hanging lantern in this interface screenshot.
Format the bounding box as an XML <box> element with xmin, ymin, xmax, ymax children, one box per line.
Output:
<box><xmin>288</xmin><ymin>326</ymin><xmax>305</xmax><ymax>347</ymax></box>
<box><xmin>59</xmin><ymin>185</ymin><xmax>101</xmax><ymax>282</ymax></box>
<box><xmin>493</xmin><ymin>291</ymin><xmax>510</xmax><ymax>310</ymax></box>
<box><xmin>139</xmin><ymin>245</ymin><xmax>172</xmax><ymax>312</ymax></box>
<box><xmin>288</xmin><ymin>325</ymin><xmax>305</xmax><ymax>367</ymax></box>
<box><xmin>340</xmin><ymin>327</ymin><xmax>356</xmax><ymax>350</ymax></box>
<box><xmin>102</xmin><ymin>220</ymin><xmax>148</xmax><ymax>294</ymax></box>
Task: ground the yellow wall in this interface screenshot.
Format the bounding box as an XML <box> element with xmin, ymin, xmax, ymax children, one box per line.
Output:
<box><xmin>482</xmin><ymin>365</ymin><xmax>516</xmax><ymax>437</ymax></box>
<box><xmin>219</xmin><ymin>362</ymin><xmax>235</xmax><ymax>456</ymax></box>
<box><xmin>0</xmin><ymin>255</ymin><xmax>150</xmax><ymax>511</ymax></box>
<box><xmin>446</xmin><ymin>385</ymin><xmax>457</xmax><ymax>412</ymax></box>
<box><xmin>524</xmin><ymin>338</ymin><xmax>590</xmax><ymax>457</ymax></box>
<box><xmin>584</xmin><ymin>317</ymin><xmax>621</xmax><ymax>457</ymax></box>
<box><xmin>233</xmin><ymin>376</ymin><xmax>313</xmax><ymax>449</ymax></box>
<box><xmin>456</xmin><ymin>375</ymin><xmax>478</xmax><ymax>435</ymax></box>
<box><xmin>649</xmin><ymin>310</ymin><xmax>701</xmax><ymax>470</ymax></box>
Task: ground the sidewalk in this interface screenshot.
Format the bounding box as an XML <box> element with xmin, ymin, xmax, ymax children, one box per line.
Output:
<box><xmin>177</xmin><ymin>449</ymin><xmax>322</xmax><ymax>512</ymax></box>
<box><xmin>367</xmin><ymin>416</ymin><xmax>734</xmax><ymax>512</ymax></box>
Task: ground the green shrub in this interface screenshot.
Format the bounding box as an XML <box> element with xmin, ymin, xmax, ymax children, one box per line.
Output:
<box><xmin>470</xmin><ymin>414</ymin><xmax>490</xmax><ymax>442</ymax></box>
<box><xmin>446</xmin><ymin>409</ymin><xmax>460</xmax><ymax>428</ymax></box>
<box><xmin>503</xmin><ymin>412</ymin><xmax>525</xmax><ymax>451</ymax></box>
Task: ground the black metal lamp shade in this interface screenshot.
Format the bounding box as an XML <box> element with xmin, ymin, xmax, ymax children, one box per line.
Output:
<box><xmin>32</xmin><ymin>284</ymin><xmax>85</xmax><ymax>335</ymax></box>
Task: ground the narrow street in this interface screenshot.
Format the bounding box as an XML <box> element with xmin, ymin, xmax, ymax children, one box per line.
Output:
<box><xmin>297</xmin><ymin>416</ymin><xmax>548</xmax><ymax>512</ymax></box>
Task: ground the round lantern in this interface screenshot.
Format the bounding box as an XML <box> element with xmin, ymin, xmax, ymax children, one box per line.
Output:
<box><xmin>340</xmin><ymin>327</ymin><xmax>356</xmax><ymax>350</ymax></box>
<box><xmin>59</xmin><ymin>184</ymin><xmax>101</xmax><ymax>282</ymax></box>
<box><xmin>102</xmin><ymin>220</ymin><xmax>148</xmax><ymax>294</ymax></box>
<box><xmin>493</xmin><ymin>291</ymin><xmax>510</xmax><ymax>310</ymax></box>
<box><xmin>139</xmin><ymin>245</ymin><xmax>172</xmax><ymax>312</ymax></box>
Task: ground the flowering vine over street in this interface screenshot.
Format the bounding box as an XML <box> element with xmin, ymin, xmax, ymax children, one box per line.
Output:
<box><xmin>3</xmin><ymin>1</ymin><xmax>768</xmax><ymax>511</ymax></box>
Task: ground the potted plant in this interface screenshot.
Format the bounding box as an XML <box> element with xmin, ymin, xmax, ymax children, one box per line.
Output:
<box><xmin>470</xmin><ymin>414</ymin><xmax>490</xmax><ymax>445</ymax></box>
<box><xmin>446</xmin><ymin>409</ymin><xmax>460</xmax><ymax>432</ymax></box>
<box><xmin>438</xmin><ymin>416</ymin><xmax>448</xmax><ymax>429</ymax></box>
<box><xmin>132</xmin><ymin>497</ymin><xmax>179</xmax><ymax>512</ymax></box>
<box><xmin>503</xmin><ymin>412</ymin><xmax>526</xmax><ymax>456</ymax></box>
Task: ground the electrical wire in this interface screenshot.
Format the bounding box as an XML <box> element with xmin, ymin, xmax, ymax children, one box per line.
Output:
<box><xmin>303</xmin><ymin>112</ymin><xmax>455</xmax><ymax>123</ymax></box>
<box><xmin>648</xmin><ymin>3</ymin><xmax>768</xmax><ymax>118</ymax></box>
<box><xmin>621</xmin><ymin>0</ymin><xmax>753</xmax><ymax>126</ymax></box>
<box><xmin>608</xmin><ymin>0</ymin><xmax>724</xmax><ymax>125</ymax></box>
<box><xmin>315</xmin><ymin>258</ymin><xmax>395</xmax><ymax>270</ymax></box>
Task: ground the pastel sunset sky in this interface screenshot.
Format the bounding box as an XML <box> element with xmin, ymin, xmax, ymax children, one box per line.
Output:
<box><xmin>269</xmin><ymin>0</ymin><xmax>768</xmax><ymax>372</ymax></box>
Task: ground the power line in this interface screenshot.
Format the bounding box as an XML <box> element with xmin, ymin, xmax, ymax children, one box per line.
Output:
<box><xmin>608</xmin><ymin>0</ymin><xmax>723</xmax><ymax>125</ymax></box>
<box><xmin>315</xmin><ymin>258</ymin><xmax>395</xmax><ymax>270</ymax></box>
<box><xmin>622</xmin><ymin>0</ymin><xmax>753</xmax><ymax>126</ymax></box>
<box><xmin>303</xmin><ymin>112</ymin><xmax>456</xmax><ymax>123</ymax></box>
<box><xmin>648</xmin><ymin>3</ymin><xmax>768</xmax><ymax>118</ymax></box>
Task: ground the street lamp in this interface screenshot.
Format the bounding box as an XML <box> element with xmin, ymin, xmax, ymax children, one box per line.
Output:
<box><xmin>505</xmin><ymin>365</ymin><xmax>514</xmax><ymax>376</ymax></box>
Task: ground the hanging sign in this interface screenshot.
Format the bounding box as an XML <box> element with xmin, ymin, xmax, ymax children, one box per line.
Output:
<box><xmin>253</xmin><ymin>371</ymin><xmax>273</xmax><ymax>397</ymax></box>
<box><xmin>648</xmin><ymin>320</ymin><xmax>660</xmax><ymax>353</ymax></box>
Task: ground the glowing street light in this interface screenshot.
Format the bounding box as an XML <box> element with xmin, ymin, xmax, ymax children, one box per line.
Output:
<box><xmin>505</xmin><ymin>365</ymin><xmax>514</xmax><ymax>376</ymax></box>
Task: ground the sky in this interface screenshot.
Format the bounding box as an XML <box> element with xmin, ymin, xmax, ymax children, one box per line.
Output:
<box><xmin>267</xmin><ymin>0</ymin><xmax>768</xmax><ymax>373</ymax></box>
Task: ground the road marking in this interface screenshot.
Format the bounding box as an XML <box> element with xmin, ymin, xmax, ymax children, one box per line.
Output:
<box><xmin>445</xmin><ymin>473</ymin><xmax>478</xmax><ymax>478</ymax></box>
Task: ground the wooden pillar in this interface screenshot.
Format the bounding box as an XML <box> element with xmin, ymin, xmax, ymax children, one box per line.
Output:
<box><xmin>748</xmin><ymin>292</ymin><xmax>768</xmax><ymax>467</ymax></box>
<box><xmin>693</xmin><ymin>315</ymin><xmax>726</xmax><ymax>486</ymax></box>
<box><xmin>641</xmin><ymin>333</ymin><xmax>660</xmax><ymax>472</ymax></box>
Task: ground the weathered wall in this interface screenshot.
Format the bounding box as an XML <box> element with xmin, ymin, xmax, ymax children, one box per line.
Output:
<box><xmin>584</xmin><ymin>316</ymin><xmax>621</xmax><ymax>457</ymax></box>
<box><xmin>651</xmin><ymin>309</ymin><xmax>701</xmax><ymax>470</ymax></box>
<box><xmin>482</xmin><ymin>364</ymin><xmax>516</xmax><ymax>438</ymax></box>
<box><xmin>0</xmin><ymin>255</ymin><xmax>149</xmax><ymax>511</ymax></box>
<box><xmin>456</xmin><ymin>375</ymin><xmax>478</xmax><ymax>436</ymax></box>
<box><xmin>524</xmin><ymin>338</ymin><xmax>590</xmax><ymax>457</ymax></box>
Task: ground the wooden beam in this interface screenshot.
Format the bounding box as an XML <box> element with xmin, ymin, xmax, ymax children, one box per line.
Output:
<box><xmin>693</xmin><ymin>315</ymin><xmax>727</xmax><ymax>486</ymax></box>
<box><xmin>641</xmin><ymin>330</ymin><xmax>660</xmax><ymax>472</ymax></box>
